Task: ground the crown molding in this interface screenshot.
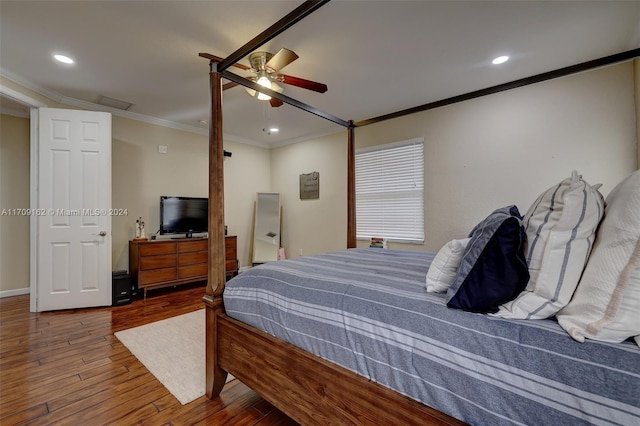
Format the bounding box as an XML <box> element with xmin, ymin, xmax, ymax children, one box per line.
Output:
<box><xmin>0</xmin><ymin>69</ymin><xmax>273</xmax><ymax>147</ymax></box>
<box><xmin>59</xmin><ymin>96</ymin><xmax>210</xmax><ymax>135</ymax></box>
<box><xmin>0</xmin><ymin>67</ymin><xmax>63</xmax><ymax>104</ymax></box>
<box><xmin>0</xmin><ymin>84</ymin><xmax>48</xmax><ymax>109</ymax></box>
<box><xmin>268</xmin><ymin>127</ymin><xmax>345</xmax><ymax>149</ymax></box>
<box><xmin>0</xmin><ymin>69</ymin><xmax>332</xmax><ymax>149</ymax></box>
<box><xmin>222</xmin><ymin>133</ymin><xmax>271</xmax><ymax>148</ymax></box>
<box><xmin>0</xmin><ymin>107</ymin><xmax>30</xmax><ymax>118</ymax></box>
<box><xmin>60</xmin><ymin>97</ymin><xmax>276</xmax><ymax>148</ymax></box>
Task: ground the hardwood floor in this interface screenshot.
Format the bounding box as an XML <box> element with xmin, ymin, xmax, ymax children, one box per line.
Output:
<box><xmin>0</xmin><ymin>283</ymin><xmax>299</xmax><ymax>425</ymax></box>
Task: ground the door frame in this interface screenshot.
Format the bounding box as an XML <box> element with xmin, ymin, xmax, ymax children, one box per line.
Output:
<box><xmin>1</xmin><ymin>87</ymin><xmax>113</xmax><ymax>312</ymax></box>
<box><xmin>29</xmin><ymin>107</ymin><xmax>40</xmax><ymax>312</ymax></box>
<box><xmin>0</xmin><ymin>86</ymin><xmax>47</xmax><ymax>311</ymax></box>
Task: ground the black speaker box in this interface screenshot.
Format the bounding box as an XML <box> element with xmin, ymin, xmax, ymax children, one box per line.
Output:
<box><xmin>112</xmin><ymin>271</ymin><xmax>133</xmax><ymax>306</ymax></box>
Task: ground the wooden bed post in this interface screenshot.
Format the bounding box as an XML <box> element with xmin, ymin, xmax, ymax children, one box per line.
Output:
<box><xmin>347</xmin><ymin>121</ymin><xmax>356</xmax><ymax>248</ymax></box>
<box><xmin>203</xmin><ymin>64</ymin><xmax>228</xmax><ymax>399</ymax></box>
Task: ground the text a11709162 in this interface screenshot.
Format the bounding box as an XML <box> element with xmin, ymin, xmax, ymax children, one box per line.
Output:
<box><xmin>0</xmin><ymin>208</ymin><xmax>129</xmax><ymax>217</ymax></box>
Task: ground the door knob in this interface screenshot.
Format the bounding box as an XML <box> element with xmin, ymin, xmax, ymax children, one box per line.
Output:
<box><xmin>98</xmin><ymin>231</ymin><xmax>107</xmax><ymax>237</ymax></box>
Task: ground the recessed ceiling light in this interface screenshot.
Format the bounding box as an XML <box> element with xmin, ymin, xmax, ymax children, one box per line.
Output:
<box><xmin>492</xmin><ymin>55</ymin><xmax>509</xmax><ymax>65</ymax></box>
<box><xmin>269</xmin><ymin>127</ymin><xmax>279</xmax><ymax>133</ymax></box>
<box><xmin>53</xmin><ymin>54</ymin><xmax>75</xmax><ymax>64</ymax></box>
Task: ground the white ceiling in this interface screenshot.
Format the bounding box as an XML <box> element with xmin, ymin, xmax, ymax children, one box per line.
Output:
<box><xmin>1</xmin><ymin>1</ymin><xmax>639</xmax><ymax>147</ymax></box>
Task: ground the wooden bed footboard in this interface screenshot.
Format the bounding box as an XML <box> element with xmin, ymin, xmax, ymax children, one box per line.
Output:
<box><xmin>203</xmin><ymin>299</ymin><xmax>465</xmax><ymax>426</ymax></box>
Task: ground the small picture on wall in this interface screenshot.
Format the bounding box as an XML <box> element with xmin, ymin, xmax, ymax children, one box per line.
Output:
<box><xmin>300</xmin><ymin>172</ymin><xmax>320</xmax><ymax>199</ymax></box>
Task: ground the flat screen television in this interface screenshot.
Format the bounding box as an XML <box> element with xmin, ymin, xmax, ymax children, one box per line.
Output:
<box><xmin>159</xmin><ymin>196</ymin><xmax>208</xmax><ymax>235</ymax></box>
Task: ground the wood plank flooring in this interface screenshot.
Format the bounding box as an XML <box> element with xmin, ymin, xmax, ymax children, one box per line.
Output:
<box><xmin>0</xmin><ymin>283</ymin><xmax>299</xmax><ymax>425</ymax></box>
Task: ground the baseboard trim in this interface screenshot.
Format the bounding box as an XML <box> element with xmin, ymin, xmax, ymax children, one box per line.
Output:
<box><xmin>0</xmin><ymin>287</ymin><xmax>30</xmax><ymax>298</ymax></box>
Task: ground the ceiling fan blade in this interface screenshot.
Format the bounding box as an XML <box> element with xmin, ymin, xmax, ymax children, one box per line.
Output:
<box><xmin>222</xmin><ymin>82</ymin><xmax>239</xmax><ymax>90</ymax></box>
<box><xmin>269</xmin><ymin>98</ymin><xmax>284</xmax><ymax>107</ymax></box>
<box><xmin>278</xmin><ymin>74</ymin><xmax>328</xmax><ymax>93</ymax></box>
<box><xmin>265</xmin><ymin>48</ymin><xmax>299</xmax><ymax>73</ymax></box>
<box><xmin>199</xmin><ymin>52</ymin><xmax>250</xmax><ymax>71</ymax></box>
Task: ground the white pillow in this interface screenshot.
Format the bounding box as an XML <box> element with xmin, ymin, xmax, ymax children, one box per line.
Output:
<box><xmin>557</xmin><ymin>170</ymin><xmax>640</xmax><ymax>345</ymax></box>
<box><xmin>494</xmin><ymin>171</ymin><xmax>604</xmax><ymax>319</ymax></box>
<box><xmin>426</xmin><ymin>238</ymin><xmax>470</xmax><ymax>293</ymax></box>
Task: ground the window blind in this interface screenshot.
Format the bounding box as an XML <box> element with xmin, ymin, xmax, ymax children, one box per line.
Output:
<box><xmin>355</xmin><ymin>138</ymin><xmax>424</xmax><ymax>243</ymax></box>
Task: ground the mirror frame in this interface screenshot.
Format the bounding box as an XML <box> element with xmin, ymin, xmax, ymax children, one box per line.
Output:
<box><xmin>252</xmin><ymin>192</ymin><xmax>281</xmax><ymax>264</ymax></box>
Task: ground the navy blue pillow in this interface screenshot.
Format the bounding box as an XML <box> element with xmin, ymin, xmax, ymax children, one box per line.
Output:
<box><xmin>446</xmin><ymin>205</ymin><xmax>529</xmax><ymax>313</ymax></box>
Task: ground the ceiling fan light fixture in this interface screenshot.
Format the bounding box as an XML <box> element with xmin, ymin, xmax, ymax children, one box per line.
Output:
<box><xmin>256</xmin><ymin>72</ymin><xmax>271</xmax><ymax>89</ymax></box>
<box><xmin>229</xmin><ymin>48</ymin><xmax>325</xmax><ymax>107</ymax></box>
<box><xmin>255</xmin><ymin>70</ymin><xmax>272</xmax><ymax>100</ymax></box>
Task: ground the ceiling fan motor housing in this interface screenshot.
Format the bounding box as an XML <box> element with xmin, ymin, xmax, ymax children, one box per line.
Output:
<box><xmin>249</xmin><ymin>52</ymin><xmax>274</xmax><ymax>72</ymax></box>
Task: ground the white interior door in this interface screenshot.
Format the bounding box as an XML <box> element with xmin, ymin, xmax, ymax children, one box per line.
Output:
<box><xmin>30</xmin><ymin>107</ymin><xmax>112</xmax><ymax>312</ymax></box>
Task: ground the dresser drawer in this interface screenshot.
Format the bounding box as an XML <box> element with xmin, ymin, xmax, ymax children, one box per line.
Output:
<box><xmin>225</xmin><ymin>247</ymin><xmax>236</xmax><ymax>261</ymax></box>
<box><xmin>225</xmin><ymin>236</ymin><xmax>237</xmax><ymax>249</ymax></box>
<box><xmin>178</xmin><ymin>239</ymin><xmax>208</xmax><ymax>253</ymax></box>
<box><xmin>179</xmin><ymin>251</ymin><xmax>208</xmax><ymax>266</ymax></box>
<box><xmin>224</xmin><ymin>236</ymin><xmax>238</xmax><ymax>275</ymax></box>
<box><xmin>225</xmin><ymin>259</ymin><xmax>238</xmax><ymax>272</ymax></box>
<box><xmin>130</xmin><ymin>236</ymin><xmax>236</xmax><ymax>296</ymax></box>
<box><xmin>179</xmin><ymin>264</ymin><xmax>208</xmax><ymax>279</ymax></box>
<box><xmin>140</xmin><ymin>254</ymin><xmax>176</xmax><ymax>270</ymax></box>
<box><xmin>139</xmin><ymin>268</ymin><xmax>177</xmax><ymax>285</ymax></box>
<box><xmin>139</xmin><ymin>242</ymin><xmax>176</xmax><ymax>256</ymax></box>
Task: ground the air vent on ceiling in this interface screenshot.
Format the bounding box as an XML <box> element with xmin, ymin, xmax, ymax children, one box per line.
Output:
<box><xmin>97</xmin><ymin>95</ymin><xmax>133</xmax><ymax>110</ymax></box>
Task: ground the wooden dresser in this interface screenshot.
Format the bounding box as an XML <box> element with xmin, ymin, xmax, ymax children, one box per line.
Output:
<box><xmin>129</xmin><ymin>236</ymin><xmax>238</xmax><ymax>297</ymax></box>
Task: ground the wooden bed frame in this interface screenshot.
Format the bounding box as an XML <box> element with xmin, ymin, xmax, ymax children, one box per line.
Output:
<box><xmin>205</xmin><ymin>304</ymin><xmax>466</xmax><ymax>425</ymax></box>
<box><xmin>201</xmin><ymin>2</ymin><xmax>640</xmax><ymax>424</ymax></box>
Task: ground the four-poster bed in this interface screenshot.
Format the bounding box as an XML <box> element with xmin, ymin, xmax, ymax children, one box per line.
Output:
<box><xmin>201</xmin><ymin>1</ymin><xmax>640</xmax><ymax>425</ymax></box>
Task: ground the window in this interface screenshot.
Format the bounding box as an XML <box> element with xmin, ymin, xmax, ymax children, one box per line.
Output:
<box><xmin>355</xmin><ymin>138</ymin><xmax>424</xmax><ymax>243</ymax></box>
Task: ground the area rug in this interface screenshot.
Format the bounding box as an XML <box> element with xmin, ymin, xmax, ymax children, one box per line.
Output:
<box><xmin>115</xmin><ymin>309</ymin><xmax>233</xmax><ymax>404</ymax></box>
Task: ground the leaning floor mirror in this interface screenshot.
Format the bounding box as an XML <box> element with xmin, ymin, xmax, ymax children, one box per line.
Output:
<box><xmin>252</xmin><ymin>193</ymin><xmax>281</xmax><ymax>264</ymax></box>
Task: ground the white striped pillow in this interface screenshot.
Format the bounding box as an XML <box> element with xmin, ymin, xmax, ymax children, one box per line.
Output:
<box><xmin>557</xmin><ymin>170</ymin><xmax>640</xmax><ymax>344</ymax></box>
<box><xmin>426</xmin><ymin>238</ymin><xmax>471</xmax><ymax>293</ymax></box>
<box><xmin>494</xmin><ymin>171</ymin><xmax>604</xmax><ymax>319</ymax></box>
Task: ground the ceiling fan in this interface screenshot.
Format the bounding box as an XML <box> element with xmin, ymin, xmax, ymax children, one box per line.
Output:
<box><xmin>201</xmin><ymin>48</ymin><xmax>328</xmax><ymax>107</ymax></box>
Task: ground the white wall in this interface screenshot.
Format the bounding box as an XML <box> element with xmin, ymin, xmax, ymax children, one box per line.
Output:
<box><xmin>273</xmin><ymin>61</ymin><xmax>638</xmax><ymax>256</ymax></box>
<box><xmin>271</xmin><ymin>133</ymin><xmax>348</xmax><ymax>258</ymax></box>
<box><xmin>220</xmin><ymin>141</ymin><xmax>272</xmax><ymax>266</ymax></box>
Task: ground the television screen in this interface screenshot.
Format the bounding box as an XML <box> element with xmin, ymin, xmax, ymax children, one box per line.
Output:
<box><xmin>160</xmin><ymin>196</ymin><xmax>208</xmax><ymax>235</ymax></box>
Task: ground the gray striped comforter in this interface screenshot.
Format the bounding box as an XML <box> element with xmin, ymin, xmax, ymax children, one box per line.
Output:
<box><xmin>223</xmin><ymin>248</ymin><xmax>640</xmax><ymax>425</ymax></box>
